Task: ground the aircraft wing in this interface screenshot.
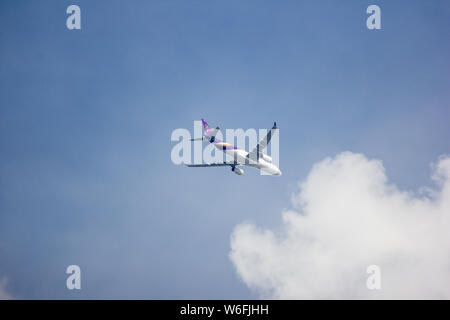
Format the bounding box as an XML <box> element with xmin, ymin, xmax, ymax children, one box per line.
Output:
<box><xmin>186</xmin><ymin>162</ymin><xmax>235</xmax><ymax>167</ymax></box>
<box><xmin>247</xmin><ymin>122</ymin><xmax>278</xmax><ymax>160</ymax></box>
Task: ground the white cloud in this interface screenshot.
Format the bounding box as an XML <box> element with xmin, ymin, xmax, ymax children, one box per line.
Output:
<box><xmin>230</xmin><ymin>152</ymin><xmax>450</xmax><ymax>299</ymax></box>
<box><xmin>0</xmin><ymin>277</ymin><xmax>13</xmax><ymax>300</ymax></box>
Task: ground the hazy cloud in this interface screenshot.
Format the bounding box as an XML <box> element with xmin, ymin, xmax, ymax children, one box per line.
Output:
<box><xmin>230</xmin><ymin>152</ymin><xmax>450</xmax><ymax>299</ymax></box>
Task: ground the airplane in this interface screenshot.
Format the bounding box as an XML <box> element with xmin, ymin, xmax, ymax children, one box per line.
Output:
<box><xmin>186</xmin><ymin>119</ymin><xmax>282</xmax><ymax>176</ymax></box>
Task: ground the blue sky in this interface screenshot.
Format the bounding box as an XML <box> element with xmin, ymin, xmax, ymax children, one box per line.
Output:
<box><xmin>0</xmin><ymin>0</ymin><xmax>449</xmax><ymax>299</ymax></box>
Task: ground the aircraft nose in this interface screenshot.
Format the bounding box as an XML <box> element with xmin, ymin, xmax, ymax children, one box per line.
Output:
<box><xmin>275</xmin><ymin>169</ymin><xmax>282</xmax><ymax>176</ymax></box>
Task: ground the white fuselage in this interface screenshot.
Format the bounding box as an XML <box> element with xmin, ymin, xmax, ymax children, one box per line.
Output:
<box><xmin>212</xmin><ymin>142</ymin><xmax>282</xmax><ymax>176</ymax></box>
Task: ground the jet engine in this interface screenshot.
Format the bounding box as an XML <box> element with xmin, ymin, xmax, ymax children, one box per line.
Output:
<box><xmin>232</xmin><ymin>167</ymin><xmax>244</xmax><ymax>175</ymax></box>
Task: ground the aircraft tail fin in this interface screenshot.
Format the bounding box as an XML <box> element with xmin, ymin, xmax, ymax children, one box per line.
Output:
<box><xmin>201</xmin><ymin>118</ymin><xmax>219</xmax><ymax>140</ymax></box>
<box><xmin>201</xmin><ymin>118</ymin><xmax>210</xmax><ymax>132</ymax></box>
